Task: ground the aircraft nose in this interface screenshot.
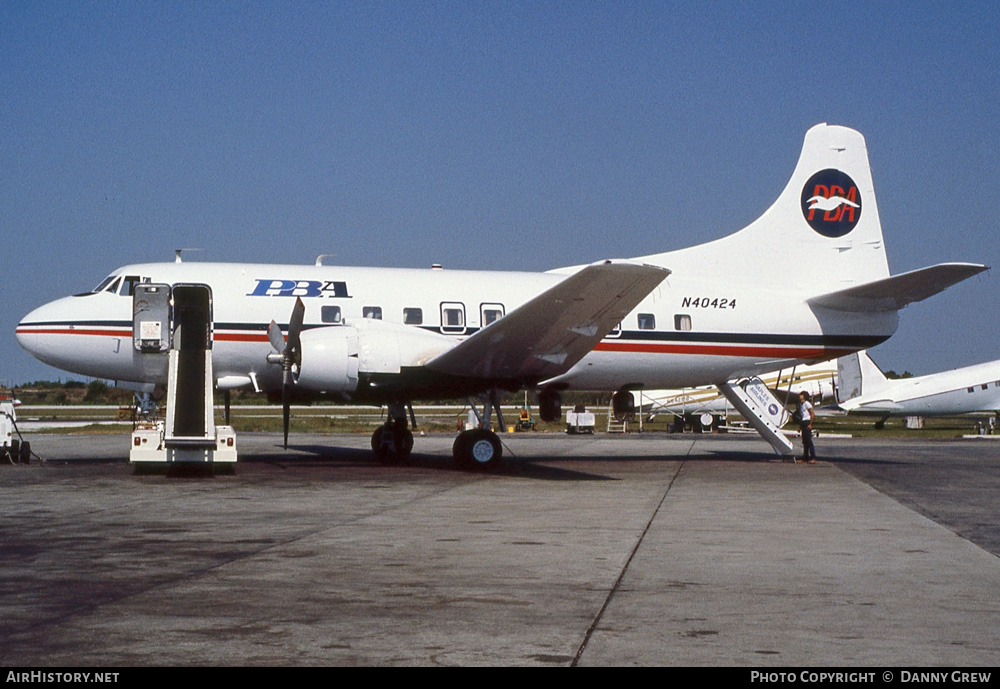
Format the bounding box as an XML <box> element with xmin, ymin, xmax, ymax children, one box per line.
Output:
<box><xmin>15</xmin><ymin>296</ymin><xmax>91</xmax><ymax>367</ymax></box>
<box><xmin>16</xmin><ymin>293</ymin><xmax>133</xmax><ymax>379</ymax></box>
<box><xmin>16</xmin><ymin>301</ymin><xmax>57</xmax><ymax>359</ymax></box>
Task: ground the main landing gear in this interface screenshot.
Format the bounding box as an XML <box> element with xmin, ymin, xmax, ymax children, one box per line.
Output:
<box><xmin>369</xmin><ymin>394</ymin><xmax>508</xmax><ymax>471</ymax></box>
<box><xmin>453</xmin><ymin>391</ymin><xmax>505</xmax><ymax>471</ymax></box>
<box><xmin>453</xmin><ymin>427</ymin><xmax>502</xmax><ymax>471</ymax></box>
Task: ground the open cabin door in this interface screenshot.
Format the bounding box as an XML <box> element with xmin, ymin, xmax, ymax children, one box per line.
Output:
<box><xmin>133</xmin><ymin>284</ymin><xmax>172</xmax><ymax>353</ymax></box>
<box><xmin>169</xmin><ymin>285</ymin><xmax>214</xmax><ymax>439</ymax></box>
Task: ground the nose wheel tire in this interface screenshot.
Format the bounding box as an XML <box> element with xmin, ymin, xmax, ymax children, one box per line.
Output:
<box><xmin>371</xmin><ymin>426</ymin><xmax>413</xmax><ymax>464</ymax></box>
<box><xmin>453</xmin><ymin>428</ymin><xmax>502</xmax><ymax>471</ymax></box>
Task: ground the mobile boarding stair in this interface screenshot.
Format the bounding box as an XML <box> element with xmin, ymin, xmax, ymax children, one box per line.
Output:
<box><xmin>719</xmin><ymin>377</ymin><xmax>795</xmax><ymax>456</ymax></box>
<box><xmin>130</xmin><ymin>284</ymin><xmax>236</xmax><ymax>467</ymax></box>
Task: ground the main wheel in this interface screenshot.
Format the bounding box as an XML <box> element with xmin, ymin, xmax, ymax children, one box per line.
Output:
<box><xmin>18</xmin><ymin>441</ymin><xmax>30</xmax><ymax>464</ymax></box>
<box><xmin>453</xmin><ymin>428</ymin><xmax>502</xmax><ymax>471</ymax></box>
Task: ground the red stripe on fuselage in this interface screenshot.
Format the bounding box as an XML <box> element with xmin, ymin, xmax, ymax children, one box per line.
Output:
<box><xmin>16</xmin><ymin>328</ymin><xmax>270</xmax><ymax>343</ymax></box>
<box><xmin>17</xmin><ymin>327</ymin><xmax>855</xmax><ymax>359</ymax></box>
<box><xmin>15</xmin><ymin>328</ymin><xmax>133</xmax><ymax>337</ymax></box>
<box><xmin>594</xmin><ymin>342</ymin><xmax>853</xmax><ymax>359</ymax></box>
<box><xmin>213</xmin><ymin>333</ymin><xmax>271</xmax><ymax>342</ymax></box>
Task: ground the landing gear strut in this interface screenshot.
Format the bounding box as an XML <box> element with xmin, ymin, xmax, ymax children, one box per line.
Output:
<box><xmin>371</xmin><ymin>402</ymin><xmax>414</xmax><ymax>464</ymax></box>
<box><xmin>453</xmin><ymin>391</ymin><xmax>504</xmax><ymax>470</ymax></box>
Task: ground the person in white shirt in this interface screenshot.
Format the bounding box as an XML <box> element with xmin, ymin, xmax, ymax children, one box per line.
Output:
<box><xmin>797</xmin><ymin>391</ymin><xmax>817</xmax><ymax>463</ymax></box>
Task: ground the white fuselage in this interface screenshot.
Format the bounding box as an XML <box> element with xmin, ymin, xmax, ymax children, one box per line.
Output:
<box><xmin>16</xmin><ymin>260</ymin><xmax>894</xmax><ymax>400</ymax></box>
<box><xmin>840</xmin><ymin>360</ymin><xmax>1000</xmax><ymax>415</ymax></box>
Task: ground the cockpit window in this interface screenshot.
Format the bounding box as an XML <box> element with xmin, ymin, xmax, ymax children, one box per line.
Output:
<box><xmin>75</xmin><ymin>274</ymin><xmax>120</xmax><ymax>297</ymax></box>
<box><xmin>92</xmin><ymin>275</ymin><xmax>119</xmax><ymax>293</ymax></box>
<box><xmin>120</xmin><ymin>276</ymin><xmax>142</xmax><ymax>296</ymax></box>
<box><xmin>76</xmin><ymin>273</ymin><xmax>149</xmax><ymax>297</ymax></box>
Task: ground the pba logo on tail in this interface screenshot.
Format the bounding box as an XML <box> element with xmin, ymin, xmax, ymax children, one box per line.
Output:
<box><xmin>800</xmin><ymin>169</ymin><xmax>862</xmax><ymax>237</ymax></box>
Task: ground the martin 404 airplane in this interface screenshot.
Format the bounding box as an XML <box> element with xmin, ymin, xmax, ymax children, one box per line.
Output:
<box><xmin>16</xmin><ymin>124</ymin><xmax>988</xmax><ymax>468</ymax></box>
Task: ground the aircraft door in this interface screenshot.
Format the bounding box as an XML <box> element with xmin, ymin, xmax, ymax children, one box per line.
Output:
<box><xmin>170</xmin><ymin>284</ymin><xmax>214</xmax><ymax>438</ymax></box>
<box><xmin>172</xmin><ymin>285</ymin><xmax>213</xmax><ymax>353</ymax></box>
<box><xmin>133</xmin><ymin>284</ymin><xmax>172</xmax><ymax>353</ymax></box>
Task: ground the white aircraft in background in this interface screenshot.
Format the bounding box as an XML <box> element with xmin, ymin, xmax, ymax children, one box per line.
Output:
<box><xmin>837</xmin><ymin>351</ymin><xmax>1000</xmax><ymax>425</ymax></box>
<box><xmin>16</xmin><ymin>124</ymin><xmax>988</xmax><ymax>468</ymax></box>
<box><xmin>642</xmin><ymin>360</ymin><xmax>838</xmax><ymax>422</ymax></box>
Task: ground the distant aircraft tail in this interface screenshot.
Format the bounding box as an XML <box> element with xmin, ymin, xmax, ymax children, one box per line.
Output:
<box><xmin>836</xmin><ymin>350</ymin><xmax>890</xmax><ymax>403</ymax></box>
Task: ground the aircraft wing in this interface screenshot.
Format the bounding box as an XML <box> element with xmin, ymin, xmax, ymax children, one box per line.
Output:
<box><xmin>839</xmin><ymin>398</ymin><xmax>903</xmax><ymax>413</ymax></box>
<box><xmin>424</xmin><ymin>261</ymin><xmax>669</xmax><ymax>382</ymax></box>
<box><xmin>808</xmin><ymin>262</ymin><xmax>988</xmax><ymax>313</ymax></box>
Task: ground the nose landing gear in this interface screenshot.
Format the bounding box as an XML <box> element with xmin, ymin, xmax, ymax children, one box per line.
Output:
<box><xmin>372</xmin><ymin>402</ymin><xmax>414</xmax><ymax>464</ymax></box>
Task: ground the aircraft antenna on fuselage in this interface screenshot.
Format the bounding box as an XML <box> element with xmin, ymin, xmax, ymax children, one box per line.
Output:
<box><xmin>174</xmin><ymin>248</ymin><xmax>202</xmax><ymax>263</ymax></box>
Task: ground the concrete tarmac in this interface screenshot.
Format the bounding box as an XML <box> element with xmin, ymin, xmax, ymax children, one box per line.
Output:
<box><xmin>1</xmin><ymin>432</ymin><xmax>998</xmax><ymax>666</ymax></box>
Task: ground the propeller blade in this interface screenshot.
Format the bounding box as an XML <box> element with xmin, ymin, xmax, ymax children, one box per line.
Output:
<box><xmin>281</xmin><ymin>349</ymin><xmax>292</xmax><ymax>449</ymax></box>
<box><xmin>282</xmin><ymin>380</ymin><xmax>291</xmax><ymax>450</ymax></box>
<box><xmin>287</xmin><ymin>297</ymin><xmax>305</xmax><ymax>366</ymax></box>
<box><xmin>265</xmin><ymin>298</ymin><xmax>304</xmax><ymax>452</ymax></box>
<box><xmin>267</xmin><ymin>320</ymin><xmax>285</xmax><ymax>353</ymax></box>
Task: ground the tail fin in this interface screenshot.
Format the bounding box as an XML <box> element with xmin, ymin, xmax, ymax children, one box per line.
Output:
<box><xmin>836</xmin><ymin>350</ymin><xmax>889</xmax><ymax>403</ymax></box>
<box><xmin>639</xmin><ymin>123</ymin><xmax>890</xmax><ymax>291</ymax></box>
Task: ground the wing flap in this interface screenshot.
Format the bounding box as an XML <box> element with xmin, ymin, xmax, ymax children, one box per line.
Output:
<box><xmin>808</xmin><ymin>263</ymin><xmax>988</xmax><ymax>313</ymax></box>
<box><xmin>425</xmin><ymin>261</ymin><xmax>669</xmax><ymax>382</ymax></box>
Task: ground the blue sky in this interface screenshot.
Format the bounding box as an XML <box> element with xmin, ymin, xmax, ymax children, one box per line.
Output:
<box><xmin>2</xmin><ymin>1</ymin><xmax>998</xmax><ymax>385</ymax></box>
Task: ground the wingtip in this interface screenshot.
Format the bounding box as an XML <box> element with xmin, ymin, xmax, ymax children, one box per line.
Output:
<box><xmin>591</xmin><ymin>258</ymin><xmax>671</xmax><ymax>277</ymax></box>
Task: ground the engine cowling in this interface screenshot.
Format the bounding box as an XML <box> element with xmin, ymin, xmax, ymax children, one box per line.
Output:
<box><xmin>612</xmin><ymin>389</ymin><xmax>636</xmax><ymax>422</ymax></box>
<box><xmin>538</xmin><ymin>389</ymin><xmax>561</xmax><ymax>422</ymax></box>
<box><xmin>295</xmin><ymin>319</ymin><xmax>456</xmax><ymax>393</ymax></box>
<box><xmin>295</xmin><ymin>326</ymin><xmax>360</xmax><ymax>392</ymax></box>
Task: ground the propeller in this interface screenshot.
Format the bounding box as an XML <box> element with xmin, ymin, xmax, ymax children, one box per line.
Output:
<box><xmin>266</xmin><ymin>297</ymin><xmax>305</xmax><ymax>449</ymax></box>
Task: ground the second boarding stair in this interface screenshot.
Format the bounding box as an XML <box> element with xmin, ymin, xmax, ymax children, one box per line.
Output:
<box><xmin>719</xmin><ymin>377</ymin><xmax>795</xmax><ymax>456</ymax></box>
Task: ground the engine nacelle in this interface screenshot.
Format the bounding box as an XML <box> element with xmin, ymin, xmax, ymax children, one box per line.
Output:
<box><xmin>538</xmin><ymin>389</ymin><xmax>561</xmax><ymax>422</ymax></box>
<box><xmin>295</xmin><ymin>319</ymin><xmax>456</xmax><ymax>393</ymax></box>
<box><xmin>296</xmin><ymin>327</ymin><xmax>360</xmax><ymax>392</ymax></box>
<box><xmin>612</xmin><ymin>389</ymin><xmax>636</xmax><ymax>422</ymax></box>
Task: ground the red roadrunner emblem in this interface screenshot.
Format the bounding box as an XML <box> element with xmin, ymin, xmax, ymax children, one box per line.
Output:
<box><xmin>800</xmin><ymin>169</ymin><xmax>862</xmax><ymax>237</ymax></box>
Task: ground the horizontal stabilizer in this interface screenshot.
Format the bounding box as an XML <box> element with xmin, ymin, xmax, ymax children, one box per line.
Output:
<box><xmin>426</xmin><ymin>261</ymin><xmax>669</xmax><ymax>382</ymax></box>
<box><xmin>808</xmin><ymin>263</ymin><xmax>988</xmax><ymax>313</ymax></box>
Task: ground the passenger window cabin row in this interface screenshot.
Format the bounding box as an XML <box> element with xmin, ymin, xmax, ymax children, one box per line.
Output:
<box><xmin>320</xmin><ymin>303</ymin><xmax>507</xmax><ymax>331</ymax></box>
<box><xmin>94</xmin><ymin>274</ymin><xmax>696</xmax><ymax>335</ymax></box>
<box><xmin>321</xmin><ymin>307</ymin><xmax>692</xmax><ymax>333</ymax></box>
